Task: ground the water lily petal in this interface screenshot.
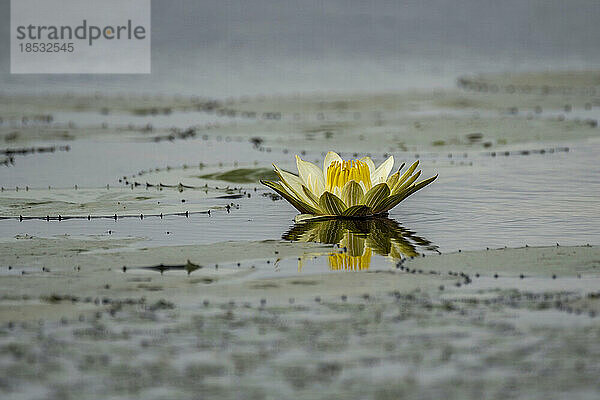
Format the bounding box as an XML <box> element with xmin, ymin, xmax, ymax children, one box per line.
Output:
<box><xmin>358</xmin><ymin>181</ymin><xmax>367</xmax><ymax>194</ymax></box>
<box><xmin>410</xmin><ymin>174</ymin><xmax>438</xmax><ymax>194</ymax></box>
<box><xmin>341</xmin><ymin>180</ymin><xmax>365</xmax><ymax>207</ymax></box>
<box><xmin>294</xmin><ymin>214</ymin><xmax>316</xmax><ymax>223</ymax></box>
<box><xmin>296</xmin><ymin>155</ymin><xmax>326</xmax><ymax>196</ymax></box>
<box><xmin>393</xmin><ymin>160</ymin><xmax>419</xmax><ymax>193</ymax></box>
<box><xmin>333</xmin><ymin>186</ymin><xmax>342</xmax><ymax>199</ymax></box>
<box><xmin>393</xmin><ymin>170</ymin><xmax>421</xmax><ymax>195</ymax></box>
<box><xmin>386</xmin><ymin>162</ymin><xmax>405</xmax><ymax>188</ymax></box>
<box><xmin>372</xmin><ymin>192</ymin><xmax>404</xmax><ymax>214</ymax></box>
<box><xmin>359</xmin><ymin>156</ymin><xmax>376</xmax><ymax>175</ymax></box>
<box><xmin>273</xmin><ymin>164</ymin><xmax>301</xmax><ymax>186</ymax></box>
<box><xmin>260</xmin><ymin>180</ymin><xmax>319</xmax><ymax>214</ymax></box>
<box><xmin>363</xmin><ymin>182</ymin><xmax>390</xmax><ymax>210</ymax></box>
<box><xmin>302</xmin><ymin>185</ymin><xmax>320</xmax><ymax>206</ymax></box>
<box><xmin>273</xmin><ymin>164</ymin><xmax>318</xmax><ymax>206</ymax></box>
<box><xmin>376</xmin><ymin>174</ymin><xmax>438</xmax><ymax>213</ymax></box>
<box><xmin>323</xmin><ymin>151</ymin><xmax>343</xmax><ymax>184</ymax></box>
<box><xmin>341</xmin><ymin>205</ymin><xmax>372</xmax><ymax>217</ymax></box>
<box><xmin>386</xmin><ymin>172</ymin><xmax>399</xmax><ymax>188</ymax></box>
<box><xmin>318</xmin><ymin>191</ymin><xmax>347</xmax><ymax>215</ymax></box>
<box><xmin>371</xmin><ymin>156</ymin><xmax>394</xmax><ymax>185</ymax></box>
<box><xmin>294</xmin><ymin>213</ymin><xmax>333</xmax><ymax>223</ymax></box>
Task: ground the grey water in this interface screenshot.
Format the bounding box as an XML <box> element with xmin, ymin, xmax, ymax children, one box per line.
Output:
<box><xmin>1</xmin><ymin>0</ymin><xmax>600</xmax><ymax>259</ymax></box>
<box><xmin>1</xmin><ymin>137</ymin><xmax>599</xmax><ymax>255</ymax></box>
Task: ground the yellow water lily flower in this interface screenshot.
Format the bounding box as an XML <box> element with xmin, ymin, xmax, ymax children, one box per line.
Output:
<box><xmin>261</xmin><ymin>151</ymin><xmax>437</xmax><ymax>221</ymax></box>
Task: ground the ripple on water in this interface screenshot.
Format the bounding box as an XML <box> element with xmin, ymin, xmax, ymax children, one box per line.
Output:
<box><xmin>1</xmin><ymin>139</ymin><xmax>599</xmax><ymax>254</ymax></box>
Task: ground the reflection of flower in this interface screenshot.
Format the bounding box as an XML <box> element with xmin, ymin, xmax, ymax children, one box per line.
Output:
<box><xmin>329</xmin><ymin>233</ymin><xmax>372</xmax><ymax>271</ymax></box>
<box><xmin>261</xmin><ymin>151</ymin><xmax>437</xmax><ymax>221</ymax></box>
<box><xmin>283</xmin><ymin>217</ymin><xmax>437</xmax><ymax>271</ymax></box>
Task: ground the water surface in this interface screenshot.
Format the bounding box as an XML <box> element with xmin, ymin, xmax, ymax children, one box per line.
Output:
<box><xmin>2</xmin><ymin>138</ymin><xmax>599</xmax><ymax>258</ymax></box>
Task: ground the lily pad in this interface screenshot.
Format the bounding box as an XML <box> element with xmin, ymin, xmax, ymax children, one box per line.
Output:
<box><xmin>197</xmin><ymin>168</ymin><xmax>277</xmax><ymax>183</ymax></box>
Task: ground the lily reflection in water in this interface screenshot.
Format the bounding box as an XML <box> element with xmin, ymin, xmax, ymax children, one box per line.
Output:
<box><xmin>283</xmin><ymin>217</ymin><xmax>438</xmax><ymax>271</ymax></box>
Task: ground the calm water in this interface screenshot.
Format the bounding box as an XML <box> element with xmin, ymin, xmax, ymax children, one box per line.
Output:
<box><xmin>1</xmin><ymin>0</ymin><xmax>600</xmax><ymax>268</ymax></box>
<box><xmin>1</xmin><ymin>136</ymin><xmax>599</xmax><ymax>256</ymax></box>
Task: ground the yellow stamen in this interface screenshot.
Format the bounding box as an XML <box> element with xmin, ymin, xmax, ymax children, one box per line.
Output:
<box><xmin>326</xmin><ymin>160</ymin><xmax>371</xmax><ymax>192</ymax></box>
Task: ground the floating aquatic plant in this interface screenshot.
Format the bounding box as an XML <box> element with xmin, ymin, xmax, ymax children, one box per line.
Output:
<box><xmin>261</xmin><ymin>152</ymin><xmax>437</xmax><ymax>221</ymax></box>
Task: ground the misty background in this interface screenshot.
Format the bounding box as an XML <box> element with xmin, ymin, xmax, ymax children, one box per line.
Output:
<box><xmin>1</xmin><ymin>0</ymin><xmax>599</xmax><ymax>96</ymax></box>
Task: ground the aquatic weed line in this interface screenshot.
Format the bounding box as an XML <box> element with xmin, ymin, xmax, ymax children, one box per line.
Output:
<box><xmin>0</xmin><ymin>177</ymin><xmax>245</xmax><ymax>220</ymax></box>
<box><xmin>457</xmin><ymin>71</ymin><xmax>600</xmax><ymax>96</ymax></box>
<box><xmin>0</xmin><ymin>145</ymin><xmax>71</xmax><ymax>167</ymax></box>
<box><xmin>1</xmin><ymin>210</ymin><xmax>207</xmax><ymax>221</ymax></box>
<box><xmin>0</xmin><ymin>202</ymin><xmax>239</xmax><ymax>220</ymax></box>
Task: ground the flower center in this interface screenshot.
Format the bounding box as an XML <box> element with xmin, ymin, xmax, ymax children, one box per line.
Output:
<box><xmin>326</xmin><ymin>160</ymin><xmax>371</xmax><ymax>192</ymax></box>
